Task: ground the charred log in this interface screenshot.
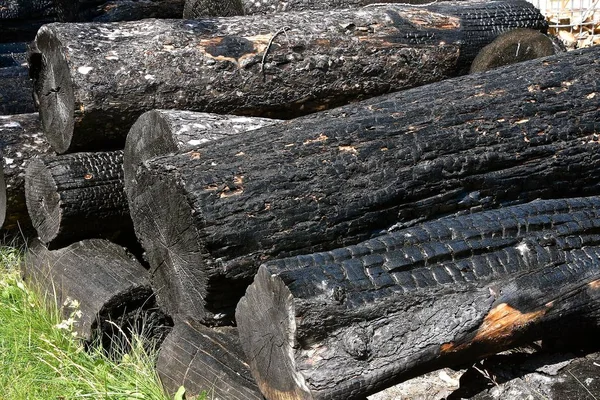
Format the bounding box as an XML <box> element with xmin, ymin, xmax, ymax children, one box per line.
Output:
<box><xmin>124</xmin><ymin>110</ymin><xmax>279</xmax><ymax>200</ymax></box>
<box><xmin>30</xmin><ymin>0</ymin><xmax>546</xmax><ymax>152</ymax></box>
<box><xmin>23</xmin><ymin>239</ymin><xmax>173</xmax><ymax>352</ymax></box>
<box><xmin>24</xmin><ymin>150</ymin><xmax>135</xmax><ymax>249</ymax></box>
<box><xmin>157</xmin><ymin>318</ymin><xmax>263</xmax><ymax>400</ymax></box>
<box><xmin>126</xmin><ymin>46</ymin><xmax>600</xmax><ymax>324</ymax></box>
<box><xmin>183</xmin><ymin>0</ymin><xmax>457</xmax><ymax>18</ymax></box>
<box><xmin>0</xmin><ymin>65</ymin><xmax>35</xmax><ymax>115</ymax></box>
<box><xmin>0</xmin><ymin>113</ymin><xmax>52</xmax><ymax>233</ymax></box>
<box><xmin>236</xmin><ymin>197</ymin><xmax>600</xmax><ymax>400</ymax></box>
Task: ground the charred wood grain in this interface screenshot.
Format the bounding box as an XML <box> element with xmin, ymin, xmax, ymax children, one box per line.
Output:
<box><xmin>30</xmin><ymin>0</ymin><xmax>546</xmax><ymax>153</ymax></box>
<box><xmin>157</xmin><ymin>318</ymin><xmax>263</xmax><ymax>400</ymax></box>
<box><xmin>236</xmin><ymin>197</ymin><xmax>600</xmax><ymax>400</ymax></box>
<box><xmin>23</xmin><ymin>239</ymin><xmax>173</xmax><ymax>351</ymax></box>
<box><xmin>0</xmin><ymin>65</ymin><xmax>35</xmax><ymax>115</ymax></box>
<box><xmin>124</xmin><ymin>110</ymin><xmax>279</xmax><ymax>200</ymax></box>
<box><xmin>183</xmin><ymin>0</ymin><xmax>460</xmax><ymax>18</ymax></box>
<box><xmin>24</xmin><ymin>150</ymin><xmax>135</xmax><ymax>249</ymax></box>
<box><xmin>0</xmin><ymin>113</ymin><xmax>52</xmax><ymax>233</ymax></box>
<box><xmin>127</xmin><ymin>46</ymin><xmax>600</xmax><ymax>325</ymax></box>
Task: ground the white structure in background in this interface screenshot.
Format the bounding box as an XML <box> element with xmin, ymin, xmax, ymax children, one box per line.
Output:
<box><xmin>526</xmin><ymin>0</ymin><xmax>599</xmax><ymax>47</ymax></box>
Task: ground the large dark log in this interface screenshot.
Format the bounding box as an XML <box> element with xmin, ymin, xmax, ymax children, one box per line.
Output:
<box><xmin>235</xmin><ymin>197</ymin><xmax>600</xmax><ymax>400</ymax></box>
<box><xmin>24</xmin><ymin>150</ymin><xmax>135</xmax><ymax>249</ymax></box>
<box><xmin>0</xmin><ymin>113</ymin><xmax>52</xmax><ymax>233</ymax></box>
<box><xmin>127</xmin><ymin>46</ymin><xmax>600</xmax><ymax>324</ymax></box>
<box><xmin>23</xmin><ymin>239</ymin><xmax>173</xmax><ymax>351</ymax></box>
<box><xmin>124</xmin><ymin>110</ymin><xmax>279</xmax><ymax>200</ymax></box>
<box><xmin>0</xmin><ymin>65</ymin><xmax>35</xmax><ymax>115</ymax></box>
<box><xmin>30</xmin><ymin>0</ymin><xmax>547</xmax><ymax>153</ymax></box>
<box><xmin>157</xmin><ymin>318</ymin><xmax>263</xmax><ymax>400</ymax></box>
<box><xmin>183</xmin><ymin>0</ymin><xmax>459</xmax><ymax>18</ymax></box>
<box><xmin>0</xmin><ymin>0</ymin><xmax>184</xmax><ymax>43</ymax></box>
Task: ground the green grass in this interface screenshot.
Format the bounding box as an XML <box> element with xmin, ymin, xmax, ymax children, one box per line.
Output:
<box><xmin>0</xmin><ymin>245</ymin><xmax>188</xmax><ymax>400</ymax></box>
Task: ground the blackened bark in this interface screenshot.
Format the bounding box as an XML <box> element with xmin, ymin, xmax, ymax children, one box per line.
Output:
<box><xmin>236</xmin><ymin>197</ymin><xmax>600</xmax><ymax>400</ymax></box>
<box><xmin>183</xmin><ymin>0</ymin><xmax>453</xmax><ymax>18</ymax></box>
<box><xmin>24</xmin><ymin>150</ymin><xmax>134</xmax><ymax>248</ymax></box>
<box><xmin>23</xmin><ymin>239</ymin><xmax>173</xmax><ymax>351</ymax></box>
<box><xmin>157</xmin><ymin>318</ymin><xmax>263</xmax><ymax>400</ymax></box>
<box><xmin>124</xmin><ymin>110</ymin><xmax>279</xmax><ymax>200</ymax></box>
<box><xmin>0</xmin><ymin>65</ymin><xmax>35</xmax><ymax>115</ymax></box>
<box><xmin>126</xmin><ymin>46</ymin><xmax>600</xmax><ymax>324</ymax></box>
<box><xmin>30</xmin><ymin>0</ymin><xmax>546</xmax><ymax>152</ymax></box>
<box><xmin>0</xmin><ymin>113</ymin><xmax>52</xmax><ymax>233</ymax></box>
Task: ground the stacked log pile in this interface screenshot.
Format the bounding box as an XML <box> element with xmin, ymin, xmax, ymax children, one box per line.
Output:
<box><xmin>1</xmin><ymin>0</ymin><xmax>599</xmax><ymax>398</ymax></box>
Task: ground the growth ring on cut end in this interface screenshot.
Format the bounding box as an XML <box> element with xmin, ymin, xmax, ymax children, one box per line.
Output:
<box><xmin>33</xmin><ymin>26</ymin><xmax>75</xmax><ymax>154</ymax></box>
<box><xmin>24</xmin><ymin>158</ymin><xmax>61</xmax><ymax>243</ymax></box>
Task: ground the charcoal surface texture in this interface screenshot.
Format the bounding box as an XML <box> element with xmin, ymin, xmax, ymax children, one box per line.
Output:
<box><xmin>127</xmin><ymin>46</ymin><xmax>600</xmax><ymax>325</ymax></box>
<box><xmin>0</xmin><ymin>65</ymin><xmax>35</xmax><ymax>115</ymax></box>
<box><xmin>183</xmin><ymin>0</ymin><xmax>463</xmax><ymax>18</ymax></box>
<box><xmin>0</xmin><ymin>113</ymin><xmax>52</xmax><ymax>233</ymax></box>
<box><xmin>124</xmin><ymin>110</ymin><xmax>279</xmax><ymax>200</ymax></box>
<box><xmin>236</xmin><ymin>197</ymin><xmax>600</xmax><ymax>399</ymax></box>
<box><xmin>25</xmin><ymin>150</ymin><xmax>135</xmax><ymax>249</ymax></box>
<box><xmin>30</xmin><ymin>0</ymin><xmax>546</xmax><ymax>152</ymax></box>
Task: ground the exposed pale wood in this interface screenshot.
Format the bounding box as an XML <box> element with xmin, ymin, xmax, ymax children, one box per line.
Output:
<box><xmin>124</xmin><ymin>110</ymin><xmax>279</xmax><ymax>200</ymax></box>
<box><xmin>236</xmin><ymin>197</ymin><xmax>600</xmax><ymax>400</ymax></box>
<box><xmin>127</xmin><ymin>46</ymin><xmax>600</xmax><ymax>325</ymax></box>
<box><xmin>24</xmin><ymin>150</ymin><xmax>135</xmax><ymax>248</ymax></box>
<box><xmin>30</xmin><ymin>0</ymin><xmax>546</xmax><ymax>152</ymax></box>
<box><xmin>0</xmin><ymin>113</ymin><xmax>52</xmax><ymax>233</ymax></box>
<box><xmin>157</xmin><ymin>318</ymin><xmax>263</xmax><ymax>400</ymax></box>
<box><xmin>23</xmin><ymin>239</ymin><xmax>173</xmax><ymax>351</ymax></box>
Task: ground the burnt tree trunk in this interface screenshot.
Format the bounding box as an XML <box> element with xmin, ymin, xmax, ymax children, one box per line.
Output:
<box><xmin>157</xmin><ymin>318</ymin><xmax>263</xmax><ymax>400</ymax></box>
<box><xmin>0</xmin><ymin>0</ymin><xmax>184</xmax><ymax>42</ymax></box>
<box><xmin>30</xmin><ymin>0</ymin><xmax>546</xmax><ymax>153</ymax></box>
<box><xmin>126</xmin><ymin>46</ymin><xmax>600</xmax><ymax>325</ymax></box>
<box><xmin>0</xmin><ymin>66</ymin><xmax>35</xmax><ymax>115</ymax></box>
<box><xmin>236</xmin><ymin>196</ymin><xmax>600</xmax><ymax>400</ymax></box>
<box><xmin>24</xmin><ymin>150</ymin><xmax>135</xmax><ymax>249</ymax></box>
<box><xmin>124</xmin><ymin>110</ymin><xmax>279</xmax><ymax>200</ymax></box>
<box><xmin>23</xmin><ymin>239</ymin><xmax>173</xmax><ymax>351</ymax></box>
<box><xmin>0</xmin><ymin>113</ymin><xmax>52</xmax><ymax>233</ymax></box>
<box><xmin>183</xmin><ymin>0</ymin><xmax>461</xmax><ymax>18</ymax></box>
